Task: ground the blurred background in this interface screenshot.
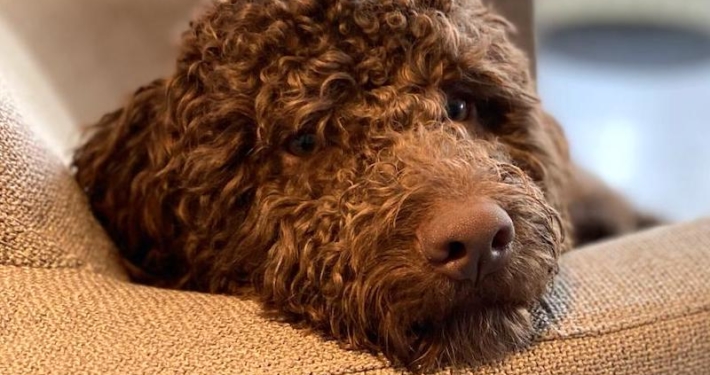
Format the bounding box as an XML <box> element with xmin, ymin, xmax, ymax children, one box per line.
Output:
<box><xmin>0</xmin><ymin>0</ymin><xmax>707</xmax><ymax>222</ymax></box>
<box><xmin>536</xmin><ymin>0</ymin><xmax>710</xmax><ymax>222</ymax></box>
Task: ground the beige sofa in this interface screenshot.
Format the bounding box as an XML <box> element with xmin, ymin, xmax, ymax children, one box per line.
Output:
<box><xmin>1</xmin><ymin>2</ymin><xmax>709</xmax><ymax>374</ymax></box>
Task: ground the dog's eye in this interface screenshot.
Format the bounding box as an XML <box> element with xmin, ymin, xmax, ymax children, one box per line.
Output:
<box><xmin>445</xmin><ymin>97</ymin><xmax>476</xmax><ymax>122</ymax></box>
<box><xmin>287</xmin><ymin>133</ymin><xmax>318</xmax><ymax>156</ymax></box>
<box><xmin>446</xmin><ymin>92</ymin><xmax>509</xmax><ymax>133</ymax></box>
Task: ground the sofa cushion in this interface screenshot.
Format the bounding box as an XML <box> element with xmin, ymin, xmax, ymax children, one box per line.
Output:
<box><xmin>1</xmin><ymin>219</ymin><xmax>709</xmax><ymax>375</ymax></box>
<box><xmin>0</xmin><ymin>77</ymin><xmax>124</xmax><ymax>278</ymax></box>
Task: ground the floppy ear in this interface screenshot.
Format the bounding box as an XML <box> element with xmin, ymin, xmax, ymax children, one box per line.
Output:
<box><xmin>72</xmin><ymin>1</ymin><xmax>278</xmax><ymax>291</ymax></box>
<box><xmin>72</xmin><ymin>79</ymin><xmax>188</xmax><ymax>283</ymax></box>
<box><xmin>538</xmin><ymin>111</ymin><xmax>570</xmax><ymax>165</ymax></box>
<box><xmin>530</xmin><ymin>111</ymin><xmax>575</xmax><ymax>250</ymax></box>
<box><xmin>73</xmin><ymin>60</ymin><xmax>265</xmax><ymax>291</ymax></box>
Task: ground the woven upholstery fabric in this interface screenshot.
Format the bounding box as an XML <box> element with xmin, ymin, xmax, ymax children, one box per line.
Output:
<box><xmin>0</xmin><ymin>78</ymin><xmax>124</xmax><ymax>278</ymax></box>
<box><xmin>2</xmin><ymin>64</ymin><xmax>710</xmax><ymax>375</ymax></box>
<box><xmin>2</xmin><ymin>219</ymin><xmax>709</xmax><ymax>375</ymax></box>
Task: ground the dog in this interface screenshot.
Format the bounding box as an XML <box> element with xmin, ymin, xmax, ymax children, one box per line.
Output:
<box><xmin>72</xmin><ymin>0</ymin><xmax>656</xmax><ymax>371</ymax></box>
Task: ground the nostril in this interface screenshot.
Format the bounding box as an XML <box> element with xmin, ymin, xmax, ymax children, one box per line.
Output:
<box><xmin>491</xmin><ymin>224</ymin><xmax>514</xmax><ymax>252</ymax></box>
<box><xmin>446</xmin><ymin>241</ymin><xmax>467</xmax><ymax>262</ymax></box>
<box><xmin>419</xmin><ymin>200</ymin><xmax>514</xmax><ymax>281</ymax></box>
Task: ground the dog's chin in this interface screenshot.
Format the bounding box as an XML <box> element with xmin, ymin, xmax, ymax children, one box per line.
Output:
<box><xmin>371</xmin><ymin>270</ymin><xmax>550</xmax><ymax>372</ymax></box>
<box><xmin>389</xmin><ymin>296</ymin><xmax>533</xmax><ymax>373</ymax></box>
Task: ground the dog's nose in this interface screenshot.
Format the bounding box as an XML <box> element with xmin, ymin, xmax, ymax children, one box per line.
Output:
<box><xmin>418</xmin><ymin>201</ymin><xmax>514</xmax><ymax>282</ymax></box>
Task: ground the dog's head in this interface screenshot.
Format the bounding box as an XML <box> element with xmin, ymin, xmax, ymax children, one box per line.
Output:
<box><xmin>74</xmin><ymin>0</ymin><xmax>572</xmax><ymax>371</ymax></box>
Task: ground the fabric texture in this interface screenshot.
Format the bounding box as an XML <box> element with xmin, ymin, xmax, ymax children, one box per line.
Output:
<box><xmin>1</xmin><ymin>75</ymin><xmax>710</xmax><ymax>374</ymax></box>
<box><xmin>0</xmin><ymin>78</ymin><xmax>124</xmax><ymax>277</ymax></box>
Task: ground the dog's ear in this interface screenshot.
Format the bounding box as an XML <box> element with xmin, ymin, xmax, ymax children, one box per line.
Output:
<box><xmin>73</xmin><ymin>1</ymin><xmax>273</xmax><ymax>289</ymax></box>
<box><xmin>528</xmin><ymin>111</ymin><xmax>571</xmax><ymax>204</ymax></box>
<box><xmin>73</xmin><ymin>59</ymin><xmax>263</xmax><ymax>289</ymax></box>
<box><xmin>72</xmin><ymin>79</ymin><xmax>187</xmax><ymax>283</ymax></box>
<box><xmin>538</xmin><ymin>111</ymin><xmax>570</xmax><ymax>164</ymax></box>
<box><xmin>522</xmin><ymin>110</ymin><xmax>574</xmax><ymax>252</ymax></box>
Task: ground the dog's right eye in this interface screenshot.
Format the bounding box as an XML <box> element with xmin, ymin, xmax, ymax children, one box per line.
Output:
<box><xmin>445</xmin><ymin>97</ymin><xmax>474</xmax><ymax>122</ymax></box>
<box><xmin>287</xmin><ymin>133</ymin><xmax>319</xmax><ymax>156</ymax></box>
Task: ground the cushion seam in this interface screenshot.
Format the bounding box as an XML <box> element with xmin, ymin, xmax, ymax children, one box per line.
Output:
<box><xmin>540</xmin><ymin>305</ymin><xmax>710</xmax><ymax>342</ymax></box>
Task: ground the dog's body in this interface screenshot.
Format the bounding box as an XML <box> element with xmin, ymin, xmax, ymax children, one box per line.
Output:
<box><xmin>73</xmin><ymin>0</ymin><xmax>654</xmax><ymax>371</ymax></box>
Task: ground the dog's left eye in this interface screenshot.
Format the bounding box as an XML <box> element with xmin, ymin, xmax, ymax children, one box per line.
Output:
<box><xmin>446</xmin><ymin>98</ymin><xmax>475</xmax><ymax>122</ymax></box>
<box><xmin>287</xmin><ymin>133</ymin><xmax>319</xmax><ymax>156</ymax></box>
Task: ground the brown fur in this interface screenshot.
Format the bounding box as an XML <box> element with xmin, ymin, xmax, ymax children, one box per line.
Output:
<box><xmin>72</xmin><ymin>0</ymin><xmax>652</xmax><ymax>372</ymax></box>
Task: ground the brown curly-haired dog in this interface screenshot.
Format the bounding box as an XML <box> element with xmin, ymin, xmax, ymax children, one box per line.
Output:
<box><xmin>73</xmin><ymin>0</ymin><xmax>654</xmax><ymax>371</ymax></box>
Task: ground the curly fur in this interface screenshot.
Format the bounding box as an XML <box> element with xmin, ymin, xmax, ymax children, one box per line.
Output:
<box><xmin>72</xmin><ymin>0</ymin><xmax>652</xmax><ymax>372</ymax></box>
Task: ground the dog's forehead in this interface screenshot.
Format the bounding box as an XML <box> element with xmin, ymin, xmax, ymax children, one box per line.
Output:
<box><xmin>334</xmin><ymin>0</ymin><xmax>488</xmax><ymax>25</ymax></box>
<box><xmin>194</xmin><ymin>0</ymin><xmax>504</xmax><ymax>71</ymax></box>
<box><xmin>329</xmin><ymin>0</ymin><xmax>485</xmax><ymax>12</ymax></box>
<box><xmin>182</xmin><ymin>0</ymin><xmax>532</xmax><ymax>142</ymax></box>
<box><xmin>210</xmin><ymin>0</ymin><xmax>490</xmax><ymax>37</ymax></box>
<box><xmin>348</xmin><ymin>0</ymin><xmax>452</xmax><ymax>11</ymax></box>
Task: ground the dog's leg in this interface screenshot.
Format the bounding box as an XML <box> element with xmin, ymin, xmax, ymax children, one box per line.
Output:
<box><xmin>567</xmin><ymin>166</ymin><xmax>662</xmax><ymax>246</ymax></box>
